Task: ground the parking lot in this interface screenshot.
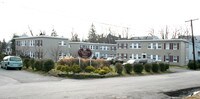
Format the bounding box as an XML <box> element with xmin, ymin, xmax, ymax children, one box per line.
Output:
<box><xmin>0</xmin><ymin>67</ymin><xmax>200</xmax><ymax>99</ymax></box>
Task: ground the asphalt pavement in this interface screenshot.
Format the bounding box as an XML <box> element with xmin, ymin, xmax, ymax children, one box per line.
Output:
<box><xmin>0</xmin><ymin>67</ymin><xmax>199</xmax><ymax>99</ymax></box>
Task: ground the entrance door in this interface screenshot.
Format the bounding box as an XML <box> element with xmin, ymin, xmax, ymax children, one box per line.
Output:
<box><xmin>95</xmin><ymin>52</ymin><xmax>100</xmax><ymax>59</ymax></box>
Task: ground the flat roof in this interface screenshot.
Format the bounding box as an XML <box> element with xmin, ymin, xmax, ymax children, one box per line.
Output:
<box><xmin>69</xmin><ymin>42</ymin><xmax>116</xmax><ymax>45</ymax></box>
<box><xmin>115</xmin><ymin>39</ymin><xmax>189</xmax><ymax>43</ymax></box>
<box><xmin>14</xmin><ymin>35</ymin><xmax>68</xmax><ymax>40</ymax></box>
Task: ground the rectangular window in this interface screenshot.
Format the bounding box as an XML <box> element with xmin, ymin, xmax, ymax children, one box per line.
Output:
<box><xmin>96</xmin><ymin>46</ymin><xmax>98</xmax><ymax>49</ymax></box>
<box><xmin>153</xmin><ymin>43</ymin><xmax>156</xmax><ymax>49</ymax></box>
<box><xmin>134</xmin><ymin>54</ymin><xmax>138</xmax><ymax>59</ymax></box>
<box><xmin>138</xmin><ymin>54</ymin><xmax>141</xmax><ymax>59</ymax></box>
<box><xmin>130</xmin><ymin>44</ymin><xmax>132</xmax><ymax>49</ymax></box>
<box><xmin>173</xmin><ymin>56</ymin><xmax>177</xmax><ymax>62</ymax></box>
<box><xmin>59</xmin><ymin>41</ymin><xmax>66</xmax><ymax>46</ymax></box>
<box><xmin>166</xmin><ymin>43</ymin><xmax>169</xmax><ymax>50</ymax></box>
<box><xmin>173</xmin><ymin>43</ymin><xmax>177</xmax><ymax>50</ymax></box>
<box><xmin>157</xmin><ymin>55</ymin><xmax>161</xmax><ymax>61</ymax></box>
<box><xmin>153</xmin><ymin>55</ymin><xmax>156</xmax><ymax>60</ymax></box>
<box><xmin>129</xmin><ymin>54</ymin><xmax>133</xmax><ymax>59</ymax></box>
<box><xmin>138</xmin><ymin>43</ymin><xmax>141</xmax><ymax>48</ymax></box>
<box><xmin>148</xmin><ymin>43</ymin><xmax>151</xmax><ymax>49</ymax></box>
<box><xmin>165</xmin><ymin>56</ymin><xmax>169</xmax><ymax>62</ymax></box>
<box><xmin>158</xmin><ymin>43</ymin><xmax>162</xmax><ymax>49</ymax></box>
<box><xmin>133</xmin><ymin>43</ymin><xmax>137</xmax><ymax>48</ymax></box>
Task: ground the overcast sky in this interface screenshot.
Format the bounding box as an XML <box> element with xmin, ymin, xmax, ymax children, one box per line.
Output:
<box><xmin>0</xmin><ymin>0</ymin><xmax>200</xmax><ymax>42</ymax></box>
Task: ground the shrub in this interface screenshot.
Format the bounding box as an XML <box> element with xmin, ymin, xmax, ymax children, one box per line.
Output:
<box><xmin>29</xmin><ymin>58</ymin><xmax>35</xmax><ymax>70</ymax></box>
<box><xmin>43</xmin><ymin>59</ymin><xmax>55</xmax><ymax>72</ymax></box>
<box><xmin>115</xmin><ymin>63</ymin><xmax>123</xmax><ymax>75</ymax></box>
<box><xmin>58</xmin><ymin>59</ymin><xmax>65</xmax><ymax>65</ymax></box>
<box><xmin>165</xmin><ymin>63</ymin><xmax>169</xmax><ymax>71</ymax></box>
<box><xmin>102</xmin><ymin>66</ymin><xmax>111</xmax><ymax>74</ymax></box>
<box><xmin>85</xmin><ymin>66</ymin><xmax>95</xmax><ymax>73</ymax></box>
<box><xmin>71</xmin><ymin>64</ymin><xmax>81</xmax><ymax>73</ymax></box>
<box><xmin>124</xmin><ymin>63</ymin><xmax>132</xmax><ymax>74</ymax></box>
<box><xmin>133</xmin><ymin>63</ymin><xmax>143</xmax><ymax>74</ymax></box>
<box><xmin>144</xmin><ymin>63</ymin><xmax>152</xmax><ymax>72</ymax></box>
<box><xmin>94</xmin><ymin>68</ymin><xmax>101</xmax><ymax>73</ymax></box>
<box><xmin>60</xmin><ymin>65</ymin><xmax>71</xmax><ymax>73</ymax></box>
<box><xmin>188</xmin><ymin>61</ymin><xmax>195</xmax><ymax>70</ymax></box>
<box><xmin>159</xmin><ymin>63</ymin><xmax>166</xmax><ymax>72</ymax></box>
<box><xmin>98</xmin><ymin>69</ymin><xmax>107</xmax><ymax>75</ymax></box>
<box><xmin>23</xmin><ymin>58</ymin><xmax>30</xmax><ymax>69</ymax></box>
<box><xmin>152</xmin><ymin>63</ymin><xmax>159</xmax><ymax>73</ymax></box>
<box><xmin>56</xmin><ymin>65</ymin><xmax>63</xmax><ymax>71</ymax></box>
<box><xmin>34</xmin><ymin>60</ymin><xmax>42</xmax><ymax>71</ymax></box>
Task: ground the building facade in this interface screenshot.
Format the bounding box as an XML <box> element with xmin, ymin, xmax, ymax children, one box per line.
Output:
<box><xmin>189</xmin><ymin>36</ymin><xmax>200</xmax><ymax>61</ymax></box>
<box><xmin>116</xmin><ymin>39</ymin><xmax>189</xmax><ymax>66</ymax></box>
<box><xmin>15</xmin><ymin>36</ymin><xmax>70</xmax><ymax>61</ymax></box>
<box><xmin>69</xmin><ymin>42</ymin><xmax>117</xmax><ymax>59</ymax></box>
<box><xmin>179</xmin><ymin>35</ymin><xmax>200</xmax><ymax>61</ymax></box>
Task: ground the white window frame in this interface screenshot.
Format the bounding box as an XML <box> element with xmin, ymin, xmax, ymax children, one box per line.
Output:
<box><xmin>166</xmin><ymin>43</ymin><xmax>170</xmax><ymax>50</ymax></box>
<box><xmin>173</xmin><ymin>56</ymin><xmax>177</xmax><ymax>62</ymax></box>
<box><xmin>148</xmin><ymin>43</ymin><xmax>152</xmax><ymax>49</ymax></box>
<box><xmin>158</xmin><ymin>43</ymin><xmax>162</xmax><ymax>49</ymax></box>
<box><xmin>165</xmin><ymin>56</ymin><xmax>169</xmax><ymax>62</ymax></box>
<box><xmin>173</xmin><ymin>43</ymin><xmax>177</xmax><ymax>50</ymax></box>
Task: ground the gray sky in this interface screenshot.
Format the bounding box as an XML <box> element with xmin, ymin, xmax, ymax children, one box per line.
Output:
<box><xmin>0</xmin><ymin>0</ymin><xmax>200</xmax><ymax>41</ymax></box>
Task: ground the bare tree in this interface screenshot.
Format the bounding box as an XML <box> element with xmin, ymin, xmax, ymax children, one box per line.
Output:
<box><xmin>172</xmin><ymin>28</ymin><xmax>181</xmax><ymax>39</ymax></box>
<box><xmin>148</xmin><ymin>28</ymin><xmax>155</xmax><ymax>37</ymax></box>
<box><xmin>49</xmin><ymin>46</ymin><xmax>62</xmax><ymax>62</ymax></box>
<box><xmin>71</xmin><ymin>29</ymin><xmax>80</xmax><ymax>42</ymax></box>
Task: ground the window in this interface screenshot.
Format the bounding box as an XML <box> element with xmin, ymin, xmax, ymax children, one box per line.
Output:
<box><xmin>148</xmin><ymin>43</ymin><xmax>151</xmax><ymax>49</ymax></box>
<box><xmin>173</xmin><ymin>43</ymin><xmax>177</xmax><ymax>50</ymax></box>
<box><xmin>129</xmin><ymin>54</ymin><xmax>133</xmax><ymax>59</ymax></box>
<box><xmin>153</xmin><ymin>55</ymin><xmax>156</xmax><ymax>60</ymax></box>
<box><xmin>157</xmin><ymin>55</ymin><xmax>161</xmax><ymax>61</ymax></box>
<box><xmin>153</xmin><ymin>43</ymin><xmax>156</xmax><ymax>49</ymax></box>
<box><xmin>158</xmin><ymin>43</ymin><xmax>162</xmax><ymax>49</ymax></box>
<box><xmin>138</xmin><ymin>43</ymin><xmax>141</xmax><ymax>48</ymax></box>
<box><xmin>133</xmin><ymin>43</ymin><xmax>137</xmax><ymax>48</ymax></box>
<box><xmin>138</xmin><ymin>54</ymin><xmax>141</xmax><ymax>59</ymax></box>
<box><xmin>173</xmin><ymin>56</ymin><xmax>177</xmax><ymax>62</ymax></box>
<box><xmin>96</xmin><ymin>46</ymin><xmax>98</xmax><ymax>50</ymax></box>
<box><xmin>165</xmin><ymin>56</ymin><xmax>169</xmax><ymax>62</ymax></box>
<box><xmin>59</xmin><ymin>41</ymin><xmax>66</xmax><ymax>46</ymax></box>
<box><xmin>166</xmin><ymin>43</ymin><xmax>169</xmax><ymax>50</ymax></box>
<box><xmin>133</xmin><ymin>54</ymin><xmax>137</xmax><ymax>59</ymax></box>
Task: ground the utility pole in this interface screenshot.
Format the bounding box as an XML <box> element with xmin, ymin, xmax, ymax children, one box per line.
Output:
<box><xmin>185</xmin><ymin>19</ymin><xmax>198</xmax><ymax>70</ymax></box>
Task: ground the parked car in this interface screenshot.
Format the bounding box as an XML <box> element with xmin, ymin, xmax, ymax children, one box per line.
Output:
<box><xmin>106</xmin><ymin>57</ymin><xmax>123</xmax><ymax>65</ymax></box>
<box><xmin>122</xmin><ymin>59</ymin><xmax>139</xmax><ymax>66</ymax></box>
<box><xmin>138</xmin><ymin>59</ymin><xmax>155</xmax><ymax>64</ymax></box>
<box><xmin>1</xmin><ymin>56</ymin><xmax>23</xmax><ymax>70</ymax></box>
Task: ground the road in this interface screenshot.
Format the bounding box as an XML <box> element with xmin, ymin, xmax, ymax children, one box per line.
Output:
<box><xmin>0</xmin><ymin>68</ymin><xmax>200</xmax><ymax>99</ymax></box>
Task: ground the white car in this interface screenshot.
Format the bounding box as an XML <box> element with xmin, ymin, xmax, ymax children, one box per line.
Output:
<box><xmin>122</xmin><ymin>59</ymin><xmax>139</xmax><ymax>65</ymax></box>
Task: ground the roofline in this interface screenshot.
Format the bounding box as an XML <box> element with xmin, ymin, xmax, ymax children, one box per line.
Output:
<box><xmin>14</xmin><ymin>35</ymin><xmax>68</xmax><ymax>40</ymax></box>
<box><xmin>69</xmin><ymin>42</ymin><xmax>117</xmax><ymax>45</ymax></box>
<box><xmin>115</xmin><ymin>39</ymin><xmax>189</xmax><ymax>43</ymax></box>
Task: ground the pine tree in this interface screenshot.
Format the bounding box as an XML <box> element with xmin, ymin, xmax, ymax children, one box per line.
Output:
<box><xmin>88</xmin><ymin>23</ymin><xmax>98</xmax><ymax>43</ymax></box>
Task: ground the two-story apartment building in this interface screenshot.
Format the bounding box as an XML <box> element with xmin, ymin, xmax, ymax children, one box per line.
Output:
<box><xmin>69</xmin><ymin>42</ymin><xmax>116</xmax><ymax>59</ymax></box>
<box><xmin>116</xmin><ymin>39</ymin><xmax>189</xmax><ymax>66</ymax></box>
<box><xmin>179</xmin><ymin>35</ymin><xmax>200</xmax><ymax>61</ymax></box>
<box><xmin>15</xmin><ymin>35</ymin><xmax>70</xmax><ymax>61</ymax></box>
<box><xmin>189</xmin><ymin>36</ymin><xmax>200</xmax><ymax>61</ymax></box>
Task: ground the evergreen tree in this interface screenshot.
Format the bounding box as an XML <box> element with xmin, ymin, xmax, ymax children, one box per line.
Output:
<box><xmin>1</xmin><ymin>39</ymin><xmax>7</xmax><ymax>54</ymax></box>
<box><xmin>88</xmin><ymin>23</ymin><xmax>98</xmax><ymax>43</ymax></box>
<box><xmin>11</xmin><ymin>34</ymin><xmax>19</xmax><ymax>55</ymax></box>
